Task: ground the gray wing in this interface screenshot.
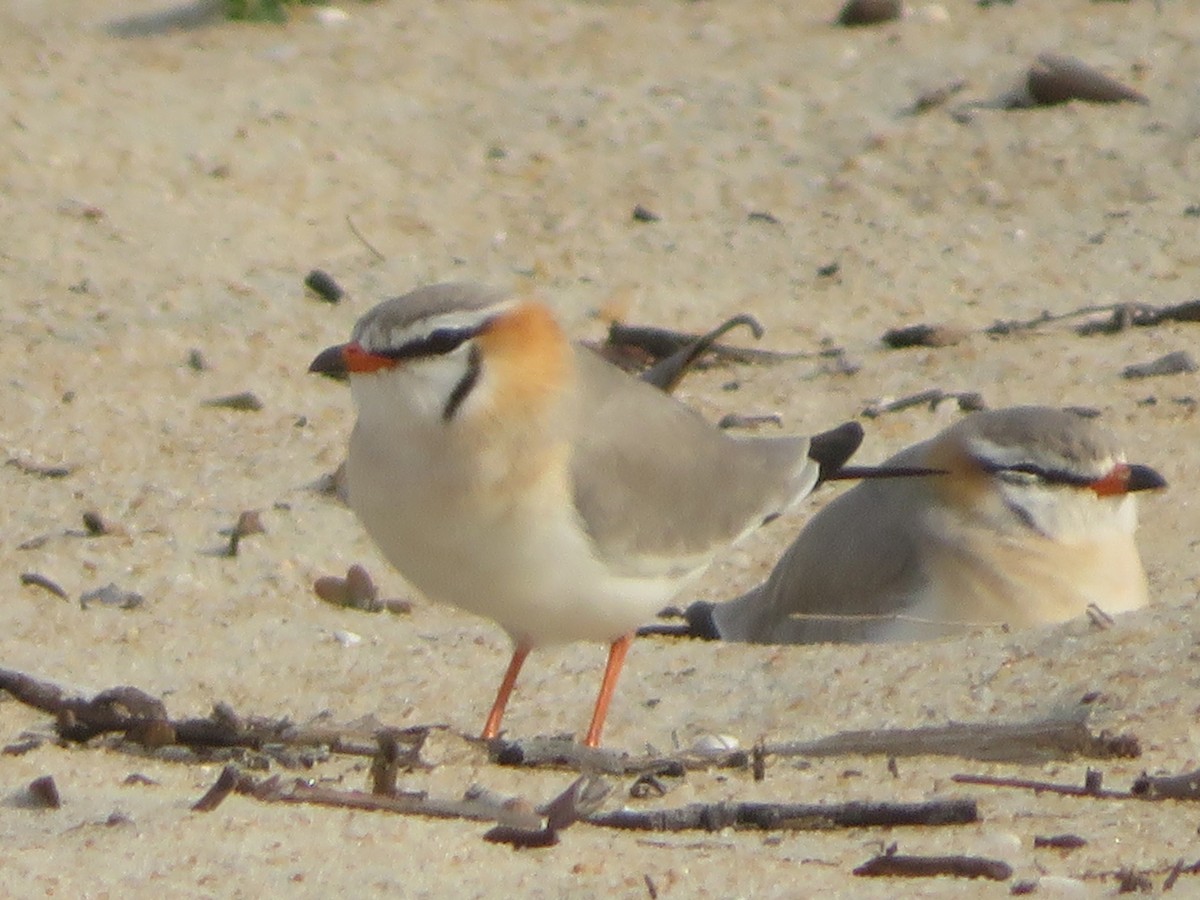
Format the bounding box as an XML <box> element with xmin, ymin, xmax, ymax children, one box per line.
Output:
<box><xmin>569</xmin><ymin>347</ymin><xmax>818</xmax><ymax>579</ymax></box>
<box><xmin>712</xmin><ymin>442</ymin><xmax>934</xmax><ymax>643</ymax></box>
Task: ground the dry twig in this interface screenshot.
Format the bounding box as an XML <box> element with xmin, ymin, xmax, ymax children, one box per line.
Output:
<box><xmin>863</xmin><ymin>389</ymin><xmax>985</xmax><ymax>419</ymax></box>
<box><xmin>950</xmin><ymin>766</ymin><xmax>1200</xmax><ymax>801</ymax></box>
<box><xmin>587</xmin><ymin>797</ymin><xmax>977</xmax><ymax>832</ymax></box>
<box><xmin>200</xmin><ymin>764</ymin><xmax>592</xmax><ymax>839</ymax></box>
<box><xmin>488</xmin><ymin>735</ymin><xmax>743</xmax><ymax>775</ymax></box>
<box><xmin>19</xmin><ymin>572</ymin><xmax>68</xmax><ymax>599</ymax></box>
<box><xmin>0</xmin><ymin>667</ymin><xmax>431</xmax><ymax>764</ymax></box>
<box><xmin>599</xmin><ymin>320</ymin><xmax>818</xmax><ymax>374</ymax></box>
<box><xmin>854</xmin><ymin>848</ymin><xmax>1011</xmax><ymax>881</ymax></box>
<box><xmin>484</xmin><ymin>775</ymin><xmax>612</xmax><ymax>847</ymax></box>
<box><xmin>1131</xmin><ymin>768</ymin><xmax>1200</xmax><ymax>801</ymax></box>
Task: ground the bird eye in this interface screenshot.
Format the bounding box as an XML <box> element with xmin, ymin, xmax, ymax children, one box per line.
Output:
<box><xmin>424</xmin><ymin>328</ymin><xmax>473</xmax><ymax>356</ymax></box>
<box><xmin>382</xmin><ymin>326</ymin><xmax>478</xmax><ymax>361</ymax></box>
<box><xmin>996</xmin><ymin>468</ymin><xmax>1041</xmax><ymax>486</ymax></box>
<box><xmin>991</xmin><ymin>462</ymin><xmax>1095</xmax><ymax>490</ymax></box>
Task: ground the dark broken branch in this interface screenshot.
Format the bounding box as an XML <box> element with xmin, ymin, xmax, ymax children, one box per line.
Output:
<box><xmin>1131</xmin><ymin>768</ymin><xmax>1200</xmax><ymax>801</ymax></box>
<box><xmin>598</xmin><ymin>320</ymin><xmax>819</xmax><ymax>376</ymax></box>
<box><xmin>191</xmin><ymin>764</ymin><xmax>245</xmax><ymax>811</ymax></box>
<box><xmin>888</xmin><ymin>300</ymin><xmax>1200</xmax><ymax>357</ymax></box>
<box><xmin>951</xmin><ymin>766</ymin><xmax>1200</xmax><ymax>802</ymax></box>
<box><xmin>0</xmin><ymin>667</ymin><xmax>433</xmax><ymax>765</ymax></box>
<box><xmin>484</xmin><ymin>775</ymin><xmax>613</xmax><ymax>848</ymax></box>
<box><xmin>988</xmin><ymin>299</ymin><xmax>1200</xmax><ymax>337</ymax></box>
<box><xmin>863</xmin><ymin>389</ymin><xmax>986</xmax><ymax>419</ymax></box>
<box><xmin>587</xmin><ymin>797</ymin><xmax>977</xmax><ymax>832</ymax></box>
<box><xmin>1164</xmin><ymin>858</ymin><xmax>1200</xmax><ymax>891</ymax></box>
<box><xmin>202</xmin><ymin>764</ymin><xmax>582</xmax><ymax>836</ymax></box>
<box><xmin>854</xmin><ymin>850</ymin><xmax>1011</xmax><ymax>881</ymax></box>
<box><xmin>952</xmin><ymin>768</ymin><xmax>1129</xmax><ymax>799</ymax></box>
<box><xmin>640</xmin><ymin>315</ymin><xmax>764</xmax><ymax>392</ymax></box>
<box><xmin>272</xmin><ymin>782</ymin><xmax>544</xmax><ymax>826</ymax></box>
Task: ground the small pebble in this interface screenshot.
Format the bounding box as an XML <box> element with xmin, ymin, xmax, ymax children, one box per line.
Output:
<box><xmin>57</xmin><ymin>198</ymin><xmax>105</xmax><ymax>220</ymax></box>
<box><xmin>344</xmin><ymin>564</ymin><xmax>379</xmax><ymax>608</ymax></box>
<box><xmin>1026</xmin><ymin>52</ymin><xmax>1148</xmax><ymax>106</ymax></box>
<box><xmin>233</xmin><ymin>510</ymin><xmax>265</xmax><ymax>538</ymax></box>
<box><xmin>19</xmin><ymin>572</ymin><xmax>68</xmax><ymax>599</ymax></box>
<box><xmin>187</xmin><ymin>349</ymin><xmax>209</xmax><ymax>372</ymax></box>
<box><xmin>82</xmin><ymin>510</ymin><xmax>113</xmax><ymax>536</ymax></box>
<box><xmin>746</xmin><ymin>210</ymin><xmax>780</xmax><ymax>225</ymax></box>
<box><xmin>690</xmin><ymin>733</ymin><xmax>741</xmax><ymax>756</ymax></box>
<box><xmin>80</xmin><ymin>583</ymin><xmax>145</xmax><ymax>610</ymax></box>
<box><xmin>3</xmin><ymin>737</ymin><xmax>45</xmax><ymax>756</ymax></box>
<box><xmin>631</xmin><ymin>205</ymin><xmax>660</xmax><ymax>223</ymax></box>
<box><xmin>7</xmin><ymin>458</ymin><xmax>73</xmax><ymax>479</ymax></box>
<box><xmin>203</xmin><ymin>391</ymin><xmax>264</xmax><ymax>412</ymax></box>
<box><xmin>717</xmin><ymin>413</ymin><xmax>783</xmax><ymax>430</ymax></box>
<box><xmin>837</xmin><ymin>0</ymin><xmax>902</xmax><ymax>26</ymax></box>
<box><xmin>1034</xmin><ymin>833</ymin><xmax>1088</xmax><ymax>851</ymax></box>
<box><xmin>25</xmin><ymin>775</ymin><xmax>61</xmax><ymax>809</ymax></box>
<box><xmin>1122</xmin><ymin>350</ymin><xmax>1197</xmax><ymax>380</ymax></box>
<box><xmin>881</xmin><ymin>323</ymin><xmax>968</xmax><ymax>349</ymax></box>
<box><xmin>304</xmin><ymin>268</ymin><xmax>344</xmax><ymax>303</ymax></box>
<box><xmin>313</xmin><ymin>6</ymin><xmax>349</xmax><ymax>25</ymax></box>
<box><xmin>331</xmin><ymin>629</ymin><xmax>363</xmax><ymax>648</ymax></box>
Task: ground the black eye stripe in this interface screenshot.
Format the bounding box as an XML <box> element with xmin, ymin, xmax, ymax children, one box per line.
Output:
<box><xmin>981</xmin><ymin>460</ymin><xmax>1095</xmax><ymax>488</ymax></box>
<box><xmin>443</xmin><ymin>345</ymin><xmax>482</xmax><ymax>422</ymax></box>
<box><xmin>379</xmin><ymin>325</ymin><xmax>480</xmax><ymax>361</ymax></box>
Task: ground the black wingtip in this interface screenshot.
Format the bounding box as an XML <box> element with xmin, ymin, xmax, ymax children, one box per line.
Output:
<box><xmin>683</xmin><ymin>601</ymin><xmax>722</xmax><ymax>641</ymax></box>
<box><xmin>809</xmin><ymin>421</ymin><xmax>865</xmax><ymax>485</ymax></box>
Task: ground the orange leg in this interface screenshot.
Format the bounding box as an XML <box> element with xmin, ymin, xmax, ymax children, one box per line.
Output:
<box><xmin>481</xmin><ymin>643</ymin><xmax>530</xmax><ymax>741</ymax></box>
<box><xmin>583</xmin><ymin>633</ymin><xmax>634</xmax><ymax>748</ymax></box>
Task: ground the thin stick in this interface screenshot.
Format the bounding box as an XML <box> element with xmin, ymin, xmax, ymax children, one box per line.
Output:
<box><xmin>345</xmin><ymin>215</ymin><xmax>386</xmax><ymax>262</ymax></box>
<box><xmin>952</xmin><ymin>769</ymin><xmax>1130</xmax><ymax>799</ymax></box>
<box><xmin>587</xmin><ymin>797</ymin><xmax>978</xmax><ymax>832</ymax></box>
<box><xmin>854</xmin><ymin>852</ymin><xmax>1011</xmax><ymax>880</ymax></box>
<box><xmin>606</xmin><ymin>321</ymin><xmax>816</xmax><ymax>367</ymax></box>
<box><xmin>1131</xmin><ymin>768</ymin><xmax>1200</xmax><ymax>801</ymax></box>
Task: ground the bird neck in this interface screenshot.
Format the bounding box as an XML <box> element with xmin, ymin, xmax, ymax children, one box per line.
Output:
<box><xmin>475</xmin><ymin>301</ymin><xmax>574</xmax><ymax>421</ymax></box>
<box><xmin>922</xmin><ymin>510</ymin><xmax>1149</xmax><ymax>626</ymax></box>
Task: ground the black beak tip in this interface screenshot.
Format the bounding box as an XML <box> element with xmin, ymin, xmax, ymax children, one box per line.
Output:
<box><xmin>1127</xmin><ymin>463</ymin><xmax>1167</xmax><ymax>493</ymax></box>
<box><xmin>309</xmin><ymin>345</ymin><xmax>348</xmax><ymax>379</ymax></box>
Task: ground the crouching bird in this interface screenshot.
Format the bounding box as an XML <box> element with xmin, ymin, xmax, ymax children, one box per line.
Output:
<box><xmin>687</xmin><ymin>406</ymin><xmax>1166</xmax><ymax>644</ymax></box>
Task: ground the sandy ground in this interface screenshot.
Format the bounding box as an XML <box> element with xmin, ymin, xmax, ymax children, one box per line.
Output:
<box><xmin>2</xmin><ymin>0</ymin><xmax>1199</xmax><ymax>896</ymax></box>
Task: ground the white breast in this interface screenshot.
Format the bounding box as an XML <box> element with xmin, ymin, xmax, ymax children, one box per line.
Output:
<box><xmin>346</xmin><ymin>375</ymin><xmax>684</xmax><ymax>646</ymax></box>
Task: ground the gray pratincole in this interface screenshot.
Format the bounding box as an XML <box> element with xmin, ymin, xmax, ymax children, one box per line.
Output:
<box><xmin>309</xmin><ymin>282</ymin><xmax>862</xmax><ymax>746</ymax></box>
<box><xmin>688</xmin><ymin>406</ymin><xmax>1166</xmax><ymax>644</ymax></box>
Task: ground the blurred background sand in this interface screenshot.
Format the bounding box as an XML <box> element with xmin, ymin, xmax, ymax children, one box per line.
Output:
<box><xmin>1</xmin><ymin>1</ymin><xmax>1198</xmax><ymax>895</ymax></box>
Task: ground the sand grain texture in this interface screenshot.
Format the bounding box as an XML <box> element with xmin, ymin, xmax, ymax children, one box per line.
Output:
<box><xmin>1</xmin><ymin>1</ymin><xmax>1198</xmax><ymax>896</ymax></box>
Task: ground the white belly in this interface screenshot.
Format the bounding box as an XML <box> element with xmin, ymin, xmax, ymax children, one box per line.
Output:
<box><xmin>347</xmin><ymin>424</ymin><xmax>682</xmax><ymax>646</ymax></box>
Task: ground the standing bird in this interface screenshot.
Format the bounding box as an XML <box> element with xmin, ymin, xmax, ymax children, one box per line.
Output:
<box><xmin>309</xmin><ymin>282</ymin><xmax>861</xmax><ymax>746</ymax></box>
<box><xmin>687</xmin><ymin>406</ymin><xmax>1166</xmax><ymax>644</ymax></box>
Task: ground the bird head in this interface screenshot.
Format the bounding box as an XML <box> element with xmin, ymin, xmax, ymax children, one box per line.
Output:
<box><xmin>923</xmin><ymin>407</ymin><xmax>1166</xmax><ymax>541</ymax></box>
<box><xmin>309</xmin><ymin>282</ymin><xmax>573</xmax><ymax>427</ymax></box>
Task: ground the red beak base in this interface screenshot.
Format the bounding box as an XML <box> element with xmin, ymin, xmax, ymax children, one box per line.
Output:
<box><xmin>309</xmin><ymin>342</ymin><xmax>397</xmax><ymax>378</ymax></box>
<box><xmin>1091</xmin><ymin>463</ymin><xmax>1167</xmax><ymax>497</ymax></box>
